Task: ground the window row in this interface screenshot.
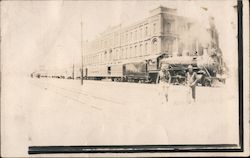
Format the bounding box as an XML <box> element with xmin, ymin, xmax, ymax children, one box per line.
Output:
<box><xmin>84</xmin><ymin>41</ymin><xmax>158</xmax><ymax>65</ymax></box>
<box><xmin>92</xmin><ymin>23</ymin><xmax>160</xmax><ymax>51</ymax></box>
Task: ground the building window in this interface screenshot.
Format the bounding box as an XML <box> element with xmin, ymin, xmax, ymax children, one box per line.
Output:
<box><xmin>152</xmin><ymin>39</ymin><xmax>158</xmax><ymax>54</ymax></box>
<box><xmin>135</xmin><ymin>45</ymin><xmax>137</xmax><ymax>57</ymax></box>
<box><xmin>165</xmin><ymin>22</ymin><xmax>171</xmax><ymax>33</ymax></box>
<box><xmin>104</xmin><ymin>51</ymin><xmax>107</xmax><ymax>63</ymax></box>
<box><xmin>117</xmin><ymin>49</ymin><xmax>119</xmax><ymax>60</ymax></box>
<box><xmin>140</xmin><ymin>28</ymin><xmax>142</xmax><ymax>39</ymax></box>
<box><xmin>115</xmin><ymin>34</ymin><xmax>117</xmax><ymax>46</ymax></box>
<box><xmin>153</xmin><ymin>23</ymin><xmax>156</xmax><ymax>34</ymax></box>
<box><xmin>166</xmin><ymin>40</ymin><xmax>173</xmax><ymax>55</ymax></box>
<box><xmin>145</xmin><ymin>43</ymin><xmax>148</xmax><ymax>55</ymax></box>
<box><xmin>145</xmin><ymin>26</ymin><xmax>148</xmax><ymax>37</ymax></box>
<box><xmin>109</xmin><ymin>50</ymin><xmax>112</xmax><ymax>61</ymax></box>
<box><xmin>113</xmin><ymin>50</ymin><xmax>115</xmax><ymax>60</ymax></box>
<box><xmin>134</xmin><ymin>30</ymin><xmax>137</xmax><ymax>41</ymax></box>
<box><xmin>125</xmin><ymin>48</ymin><xmax>128</xmax><ymax>59</ymax></box>
<box><xmin>131</xmin><ymin>47</ymin><xmax>134</xmax><ymax>57</ymax></box>
<box><xmin>130</xmin><ymin>47</ymin><xmax>133</xmax><ymax>58</ymax></box>
<box><xmin>122</xmin><ymin>33</ymin><xmax>124</xmax><ymax>44</ymax></box>
<box><xmin>117</xmin><ymin>34</ymin><xmax>120</xmax><ymax>46</ymax></box>
<box><xmin>130</xmin><ymin>32</ymin><xmax>133</xmax><ymax>41</ymax></box>
<box><xmin>116</xmin><ymin>49</ymin><xmax>119</xmax><ymax>60</ymax></box>
<box><xmin>187</xmin><ymin>23</ymin><xmax>191</xmax><ymax>30</ymax></box>
<box><xmin>121</xmin><ymin>49</ymin><xmax>124</xmax><ymax>59</ymax></box>
<box><xmin>139</xmin><ymin>44</ymin><xmax>143</xmax><ymax>56</ymax></box>
<box><xmin>104</xmin><ymin>41</ymin><xmax>107</xmax><ymax>48</ymax></box>
<box><xmin>100</xmin><ymin>53</ymin><xmax>103</xmax><ymax>63</ymax></box>
<box><xmin>126</xmin><ymin>33</ymin><xmax>128</xmax><ymax>43</ymax></box>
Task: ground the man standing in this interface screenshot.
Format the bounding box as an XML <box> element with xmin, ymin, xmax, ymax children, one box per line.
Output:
<box><xmin>186</xmin><ymin>65</ymin><xmax>198</xmax><ymax>103</ymax></box>
<box><xmin>156</xmin><ymin>64</ymin><xmax>171</xmax><ymax>103</ymax></box>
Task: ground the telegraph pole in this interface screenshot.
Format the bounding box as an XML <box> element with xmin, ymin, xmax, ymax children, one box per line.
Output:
<box><xmin>80</xmin><ymin>17</ymin><xmax>84</xmax><ymax>85</ymax></box>
<box><xmin>72</xmin><ymin>64</ymin><xmax>74</xmax><ymax>79</ymax></box>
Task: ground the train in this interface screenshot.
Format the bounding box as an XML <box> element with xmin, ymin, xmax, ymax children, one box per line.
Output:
<box><xmin>79</xmin><ymin>54</ymin><xmax>166</xmax><ymax>83</ymax></box>
<box><xmin>32</xmin><ymin>52</ymin><xmax>226</xmax><ymax>87</ymax></box>
<box><xmin>31</xmin><ymin>52</ymin><xmax>225</xmax><ymax>87</ymax></box>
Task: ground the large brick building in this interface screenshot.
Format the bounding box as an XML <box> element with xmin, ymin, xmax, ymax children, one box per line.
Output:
<box><xmin>83</xmin><ymin>6</ymin><xmax>203</xmax><ymax>67</ymax></box>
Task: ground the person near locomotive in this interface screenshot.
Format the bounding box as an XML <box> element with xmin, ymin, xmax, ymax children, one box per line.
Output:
<box><xmin>186</xmin><ymin>65</ymin><xmax>198</xmax><ymax>103</ymax></box>
<box><xmin>156</xmin><ymin>64</ymin><xmax>172</xmax><ymax>103</ymax></box>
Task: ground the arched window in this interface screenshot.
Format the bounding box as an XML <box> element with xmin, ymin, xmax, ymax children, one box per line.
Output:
<box><xmin>152</xmin><ymin>39</ymin><xmax>158</xmax><ymax>54</ymax></box>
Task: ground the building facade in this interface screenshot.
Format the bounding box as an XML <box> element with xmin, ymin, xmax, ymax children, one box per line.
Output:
<box><xmin>83</xmin><ymin>6</ymin><xmax>202</xmax><ymax>67</ymax></box>
<box><xmin>34</xmin><ymin>6</ymin><xmax>223</xmax><ymax>79</ymax></box>
<box><xmin>82</xmin><ymin>5</ymin><xmax>223</xmax><ymax>74</ymax></box>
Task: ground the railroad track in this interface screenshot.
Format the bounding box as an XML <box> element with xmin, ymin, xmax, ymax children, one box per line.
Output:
<box><xmin>30</xmin><ymin>79</ymin><xmax>126</xmax><ymax>111</ymax></box>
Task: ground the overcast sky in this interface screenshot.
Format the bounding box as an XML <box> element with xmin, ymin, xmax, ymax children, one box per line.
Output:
<box><xmin>1</xmin><ymin>0</ymin><xmax>237</xmax><ymax>76</ymax></box>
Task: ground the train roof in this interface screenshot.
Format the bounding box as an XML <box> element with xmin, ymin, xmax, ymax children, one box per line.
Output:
<box><xmin>85</xmin><ymin>53</ymin><xmax>165</xmax><ymax>67</ymax></box>
<box><xmin>120</xmin><ymin>53</ymin><xmax>165</xmax><ymax>64</ymax></box>
<box><xmin>161</xmin><ymin>56</ymin><xmax>198</xmax><ymax>65</ymax></box>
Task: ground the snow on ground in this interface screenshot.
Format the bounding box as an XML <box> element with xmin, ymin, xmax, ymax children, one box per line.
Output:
<box><xmin>1</xmin><ymin>76</ymin><xmax>239</xmax><ymax>157</ymax></box>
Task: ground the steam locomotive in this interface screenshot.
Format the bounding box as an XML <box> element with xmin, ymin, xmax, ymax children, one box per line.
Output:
<box><xmin>75</xmin><ymin>52</ymin><xmax>225</xmax><ymax>86</ymax></box>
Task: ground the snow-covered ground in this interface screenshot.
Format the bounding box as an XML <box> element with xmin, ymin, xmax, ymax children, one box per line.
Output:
<box><xmin>1</xmin><ymin>77</ymin><xmax>239</xmax><ymax>157</ymax></box>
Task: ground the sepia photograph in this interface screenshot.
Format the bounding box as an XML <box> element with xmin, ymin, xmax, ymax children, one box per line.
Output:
<box><xmin>1</xmin><ymin>0</ymin><xmax>249</xmax><ymax>157</ymax></box>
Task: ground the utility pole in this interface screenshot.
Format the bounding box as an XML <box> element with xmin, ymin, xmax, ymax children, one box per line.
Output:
<box><xmin>80</xmin><ymin>17</ymin><xmax>84</xmax><ymax>85</ymax></box>
<box><xmin>72</xmin><ymin>64</ymin><xmax>74</xmax><ymax>79</ymax></box>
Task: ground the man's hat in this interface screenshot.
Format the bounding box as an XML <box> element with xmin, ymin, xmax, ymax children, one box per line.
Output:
<box><xmin>188</xmin><ymin>65</ymin><xmax>193</xmax><ymax>69</ymax></box>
